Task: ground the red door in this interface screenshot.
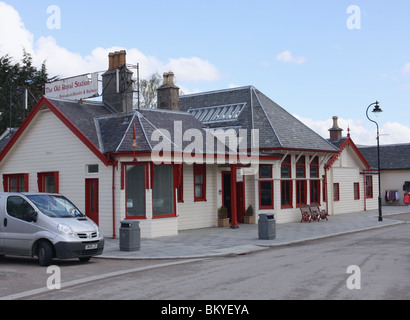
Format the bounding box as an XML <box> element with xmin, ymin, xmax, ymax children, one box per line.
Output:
<box><xmin>85</xmin><ymin>179</ymin><xmax>99</xmax><ymax>225</ymax></box>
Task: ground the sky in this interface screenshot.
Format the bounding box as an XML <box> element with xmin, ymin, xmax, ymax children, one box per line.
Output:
<box><xmin>1</xmin><ymin>0</ymin><xmax>410</xmax><ymax>146</ymax></box>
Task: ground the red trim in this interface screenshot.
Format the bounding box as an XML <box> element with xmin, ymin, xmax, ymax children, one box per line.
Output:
<box><xmin>333</xmin><ymin>183</ymin><xmax>340</xmax><ymax>201</ymax></box>
<box><xmin>326</xmin><ymin>137</ymin><xmax>370</xmax><ymax>170</ymax></box>
<box><xmin>280</xmin><ymin>180</ymin><xmax>293</xmax><ymax>209</ymax></box>
<box><xmin>37</xmin><ymin>172</ymin><xmax>59</xmax><ymax>193</ymax></box>
<box><xmin>0</xmin><ymin>96</ymin><xmax>111</xmax><ymax>166</ymax></box>
<box><xmin>3</xmin><ymin>173</ymin><xmax>29</xmax><ymax>192</ymax></box>
<box><xmin>85</xmin><ymin>178</ymin><xmax>99</xmax><ymax>225</ymax></box>
<box><xmin>259</xmin><ymin>180</ymin><xmax>274</xmax><ymax>209</ymax></box>
<box><xmin>230</xmin><ymin>164</ymin><xmax>238</xmax><ymax>227</ymax></box>
<box><xmin>193</xmin><ymin>164</ymin><xmax>206</xmax><ymax>202</ymax></box>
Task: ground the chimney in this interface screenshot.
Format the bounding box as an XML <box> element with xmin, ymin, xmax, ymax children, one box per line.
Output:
<box><xmin>329</xmin><ymin>116</ymin><xmax>343</xmax><ymax>141</ymax></box>
<box><xmin>157</xmin><ymin>71</ymin><xmax>180</xmax><ymax>111</ymax></box>
<box><xmin>102</xmin><ymin>50</ymin><xmax>134</xmax><ymax>113</ymax></box>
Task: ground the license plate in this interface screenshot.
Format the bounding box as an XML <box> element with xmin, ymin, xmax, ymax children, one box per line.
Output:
<box><xmin>85</xmin><ymin>243</ymin><xmax>98</xmax><ymax>250</ymax></box>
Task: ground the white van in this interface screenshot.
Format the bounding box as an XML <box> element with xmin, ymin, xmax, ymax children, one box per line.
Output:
<box><xmin>0</xmin><ymin>193</ymin><xmax>104</xmax><ymax>266</ymax></box>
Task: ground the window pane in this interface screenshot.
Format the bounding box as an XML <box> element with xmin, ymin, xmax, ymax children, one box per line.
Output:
<box><xmin>126</xmin><ymin>165</ymin><xmax>145</xmax><ymax>217</ymax></box>
<box><xmin>44</xmin><ymin>176</ymin><xmax>56</xmax><ymax>193</ymax></box>
<box><xmin>195</xmin><ymin>185</ymin><xmax>203</xmax><ymax>198</ymax></box>
<box><xmin>153</xmin><ymin>165</ymin><xmax>174</xmax><ymax>216</ymax></box>
<box><xmin>260</xmin><ymin>181</ymin><xmax>273</xmax><ymax>207</ymax></box>
<box><xmin>281</xmin><ymin>166</ymin><xmax>290</xmax><ymax>178</ymax></box>
<box><xmin>195</xmin><ymin>174</ymin><xmax>203</xmax><ymax>184</ymax></box>
<box><xmin>260</xmin><ymin>165</ymin><xmax>272</xmax><ymax>178</ymax></box>
<box><xmin>296</xmin><ymin>166</ymin><xmax>305</xmax><ymax>178</ymax></box>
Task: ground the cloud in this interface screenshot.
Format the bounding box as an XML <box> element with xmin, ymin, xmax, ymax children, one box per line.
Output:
<box><xmin>0</xmin><ymin>2</ymin><xmax>220</xmax><ymax>83</ymax></box>
<box><xmin>294</xmin><ymin>115</ymin><xmax>410</xmax><ymax>146</ymax></box>
<box><xmin>276</xmin><ymin>51</ymin><xmax>306</xmax><ymax>64</ymax></box>
<box><xmin>402</xmin><ymin>63</ymin><xmax>410</xmax><ymax>77</ymax></box>
<box><xmin>0</xmin><ymin>2</ymin><xmax>34</xmax><ymax>60</ymax></box>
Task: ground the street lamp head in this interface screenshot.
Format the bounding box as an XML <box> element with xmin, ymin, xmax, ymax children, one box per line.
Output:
<box><xmin>372</xmin><ymin>101</ymin><xmax>383</xmax><ymax>117</ymax></box>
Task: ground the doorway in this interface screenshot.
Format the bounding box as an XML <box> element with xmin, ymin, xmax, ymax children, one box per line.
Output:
<box><xmin>85</xmin><ymin>179</ymin><xmax>99</xmax><ymax>225</ymax></box>
<box><xmin>222</xmin><ymin>171</ymin><xmax>245</xmax><ymax>223</ymax></box>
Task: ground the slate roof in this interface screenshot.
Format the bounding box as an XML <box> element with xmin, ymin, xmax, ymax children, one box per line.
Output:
<box><xmin>47</xmin><ymin>98</ymin><xmax>208</xmax><ymax>154</ymax></box>
<box><xmin>179</xmin><ymin>86</ymin><xmax>338</xmax><ymax>152</ymax></box>
<box><xmin>359</xmin><ymin>144</ymin><xmax>410</xmax><ymax>170</ymax></box>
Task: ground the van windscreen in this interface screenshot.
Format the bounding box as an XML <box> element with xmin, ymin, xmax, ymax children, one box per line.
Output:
<box><xmin>27</xmin><ymin>195</ymin><xmax>85</xmax><ymax>218</ymax></box>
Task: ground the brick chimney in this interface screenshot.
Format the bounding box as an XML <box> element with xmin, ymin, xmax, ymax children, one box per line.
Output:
<box><xmin>102</xmin><ymin>50</ymin><xmax>134</xmax><ymax>113</ymax></box>
<box><xmin>329</xmin><ymin>116</ymin><xmax>343</xmax><ymax>141</ymax></box>
<box><xmin>157</xmin><ymin>72</ymin><xmax>180</xmax><ymax>111</ymax></box>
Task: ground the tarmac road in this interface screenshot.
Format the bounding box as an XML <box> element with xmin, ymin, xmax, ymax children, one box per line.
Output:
<box><xmin>2</xmin><ymin>219</ymin><xmax>409</xmax><ymax>300</ymax></box>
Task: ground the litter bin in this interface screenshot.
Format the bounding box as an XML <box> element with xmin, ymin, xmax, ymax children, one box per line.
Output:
<box><xmin>119</xmin><ymin>220</ymin><xmax>140</xmax><ymax>252</ymax></box>
<box><xmin>258</xmin><ymin>214</ymin><xmax>276</xmax><ymax>240</ymax></box>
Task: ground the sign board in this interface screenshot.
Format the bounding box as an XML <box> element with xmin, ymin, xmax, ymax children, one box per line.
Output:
<box><xmin>45</xmin><ymin>73</ymin><xmax>99</xmax><ymax>100</ymax></box>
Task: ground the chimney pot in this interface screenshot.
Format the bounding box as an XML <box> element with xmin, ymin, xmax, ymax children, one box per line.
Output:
<box><xmin>119</xmin><ymin>50</ymin><xmax>126</xmax><ymax>67</ymax></box>
<box><xmin>168</xmin><ymin>72</ymin><xmax>175</xmax><ymax>85</ymax></box>
<box><xmin>163</xmin><ymin>72</ymin><xmax>169</xmax><ymax>85</ymax></box>
<box><xmin>329</xmin><ymin>116</ymin><xmax>343</xmax><ymax>141</ymax></box>
<box><xmin>109</xmin><ymin>53</ymin><xmax>115</xmax><ymax>70</ymax></box>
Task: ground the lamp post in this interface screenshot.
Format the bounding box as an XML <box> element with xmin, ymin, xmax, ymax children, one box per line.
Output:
<box><xmin>366</xmin><ymin>101</ymin><xmax>383</xmax><ymax>222</ymax></box>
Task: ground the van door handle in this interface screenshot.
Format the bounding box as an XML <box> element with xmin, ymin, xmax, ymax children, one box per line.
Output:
<box><xmin>3</xmin><ymin>218</ymin><xmax>7</xmax><ymax>227</ymax></box>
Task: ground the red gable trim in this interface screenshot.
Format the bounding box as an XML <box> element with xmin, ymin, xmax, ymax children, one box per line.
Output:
<box><xmin>326</xmin><ymin>137</ymin><xmax>370</xmax><ymax>170</ymax></box>
<box><xmin>0</xmin><ymin>96</ymin><xmax>111</xmax><ymax>166</ymax></box>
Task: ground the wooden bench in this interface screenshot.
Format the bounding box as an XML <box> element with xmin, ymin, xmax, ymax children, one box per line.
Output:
<box><xmin>299</xmin><ymin>205</ymin><xmax>311</xmax><ymax>223</ymax></box>
<box><xmin>309</xmin><ymin>205</ymin><xmax>328</xmax><ymax>222</ymax></box>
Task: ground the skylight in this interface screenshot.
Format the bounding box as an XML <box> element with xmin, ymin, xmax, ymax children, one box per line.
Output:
<box><xmin>188</xmin><ymin>103</ymin><xmax>246</xmax><ymax>123</ymax></box>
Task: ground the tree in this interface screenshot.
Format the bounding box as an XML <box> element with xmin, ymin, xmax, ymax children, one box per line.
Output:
<box><xmin>0</xmin><ymin>51</ymin><xmax>55</xmax><ymax>133</ymax></box>
<box><xmin>138</xmin><ymin>73</ymin><xmax>162</xmax><ymax>109</ymax></box>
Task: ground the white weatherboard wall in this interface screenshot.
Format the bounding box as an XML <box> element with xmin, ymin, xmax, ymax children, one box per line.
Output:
<box><xmin>0</xmin><ymin>108</ymin><xmax>115</xmax><ymax>237</ymax></box>
<box><xmin>178</xmin><ymin>164</ymin><xmax>217</xmax><ymax>231</ymax></box>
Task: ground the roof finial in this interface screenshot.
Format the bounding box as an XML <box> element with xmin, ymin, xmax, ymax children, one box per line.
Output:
<box><xmin>347</xmin><ymin>126</ymin><xmax>351</xmax><ymax>138</ymax></box>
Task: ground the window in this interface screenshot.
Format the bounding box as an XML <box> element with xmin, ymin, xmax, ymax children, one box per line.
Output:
<box><xmin>334</xmin><ymin>183</ymin><xmax>340</xmax><ymax>201</ymax></box>
<box><xmin>38</xmin><ymin>172</ymin><xmax>59</xmax><ymax>193</ymax></box>
<box><xmin>259</xmin><ymin>164</ymin><xmax>274</xmax><ymax>209</ymax></box>
<box><xmin>87</xmin><ymin>164</ymin><xmax>99</xmax><ymax>174</ymax></box>
<box><xmin>296</xmin><ymin>180</ymin><xmax>307</xmax><ymax>206</ymax></box>
<box><xmin>153</xmin><ymin>165</ymin><xmax>175</xmax><ymax>217</ymax></box>
<box><xmin>310</xmin><ymin>156</ymin><xmax>319</xmax><ymax>178</ymax></box>
<box><xmin>3</xmin><ymin>174</ymin><xmax>28</xmax><ymax>192</ymax></box>
<box><xmin>281</xmin><ymin>155</ymin><xmax>291</xmax><ymax>178</ymax></box>
<box><xmin>310</xmin><ymin>180</ymin><xmax>320</xmax><ymax>205</ymax></box>
<box><xmin>260</xmin><ymin>165</ymin><xmax>272</xmax><ymax>179</ymax></box>
<box><xmin>296</xmin><ymin>156</ymin><xmax>306</xmax><ymax>178</ymax></box>
<box><xmin>6</xmin><ymin>196</ymin><xmax>36</xmax><ymax>222</ymax></box>
<box><xmin>281</xmin><ymin>180</ymin><xmax>292</xmax><ymax>208</ymax></box>
<box><xmin>194</xmin><ymin>164</ymin><xmax>206</xmax><ymax>202</ymax></box>
<box><xmin>365</xmin><ymin>176</ymin><xmax>373</xmax><ymax>198</ymax></box>
<box><xmin>188</xmin><ymin>103</ymin><xmax>246</xmax><ymax>123</ymax></box>
<box><xmin>259</xmin><ymin>181</ymin><xmax>274</xmax><ymax>209</ymax></box>
<box><xmin>354</xmin><ymin>182</ymin><xmax>360</xmax><ymax>200</ymax></box>
<box><xmin>126</xmin><ymin>164</ymin><xmax>146</xmax><ymax>218</ymax></box>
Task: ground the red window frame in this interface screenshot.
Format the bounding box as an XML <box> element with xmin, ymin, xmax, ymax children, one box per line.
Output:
<box><xmin>122</xmin><ymin>162</ymin><xmax>149</xmax><ymax>219</ymax></box>
<box><xmin>310</xmin><ymin>180</ymin><xmax>321</xmax><ymax>205</ymax></box>
<box><xmin>334</xmin><ymin>183</ymin><xmax>340</xmax><ymax>201</ymax></box>
<box><xmin>37</xmin><ymin>172</ymin><xmax>59</xmax><ymax>193</ymax></box>
<box><xmin>259</xmin><ymin>180</ymin><xmax>274</xmax><ymax>209</ymax></box>
<box><xmin>281</xmin><ymin>156</ymin><xmax>291</xmax><ymax>178</ymax></box>
<box><xmin>3</xmin><ymin>174</ymin><xmax>29</xmax><ymax>192</ymax></box>
<box><xmin>310</xmin><ymin>156</ymin><xmax>319</xmax><ymax>178</ymax></box>
<box><xmin>296</xmin><ymin>180</ymin><xmax>307</xmax><ymax>206</ymax></box>
<box><xmin>194</xmin><ymin>164</ymin><xmax>206</xmax><ymax>202</ymax></box>
<box><xmin>174</xmin><ymin>164</ymin><xmax>184</xmax><ymax>203</ymax></box>
<box><xmin>365</xmin><ymin>176</ymin><xmax>373</xmax><ymax>199</ymax></box>
<box><xmin>354</xmin><ymin>182</ymin><xmax>360</xmax><ymax>200</ymax></box>
<box><xmin>281</xmin><ymin>180</ymin><xmax>292</xmax><ymax>208</ymax></box>
<box><xmin>259</xmin><ymin>164</ymin><xmax>274</xmax><ymax>209</ymax></box>
<box><xmin>296</xmin><ymin>156</ymin><xmax>306</xmax><ymax>178</ymax></box>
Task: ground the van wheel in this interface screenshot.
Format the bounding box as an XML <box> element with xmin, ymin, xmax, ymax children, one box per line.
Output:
<box><xmin>38</xmin><ymin>241</ymin><xmax>54</xmax><ymax>266</ymax></box>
